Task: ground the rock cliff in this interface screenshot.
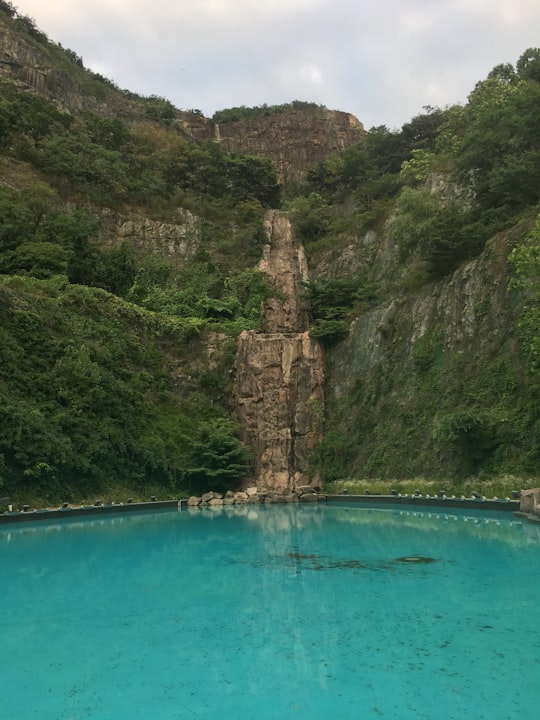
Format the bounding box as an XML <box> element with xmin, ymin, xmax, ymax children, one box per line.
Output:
<box><xmin>258</xmin><ymin>211</ymin><xmax>312</xmax><ymax>333</ymax></box>
<box><xmin>0</xmin><ymin>14</ymin><xmax>364</xmax><ymax>181</ymax></box>
<box><xmin>234</xmin><ymin>211</ymin><xmax>325</xmax><ymax>492</ymax></box>
<box><xmin>317</xmin><ymin>209</ymin><xmax>529</xmax><ymax>479</ymax></box>
<box><xmin>0</xmin><ymin>13</ymin><xmax>214</xmax><ymax>137</ymax></box>
<box><xmin>327</xmin><ymin>233</ymin><xmax>513</xmax><ymax>398</ymax></box>
<box><xmin>216</xmin><ymin>109</ymin><xmax>366</xmax><ymax>186</ymax></box>
<box><xmin>95</xmin><ymin>207</ymin><xmax>200</xmax><ymax>259</ymax></box>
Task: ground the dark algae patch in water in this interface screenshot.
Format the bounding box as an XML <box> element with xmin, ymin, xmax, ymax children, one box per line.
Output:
<box><xmin>240</xmin><ymin>549</ymin><xmax>438</xmax><ymax>572</ymax></box>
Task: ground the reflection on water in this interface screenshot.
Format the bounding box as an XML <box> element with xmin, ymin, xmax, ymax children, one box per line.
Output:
<box><xmin>1</xmin><ymin>503</ymin><xmax>539</xmax><ymax>720</ymax></box>
<box><xmin>3</xmin><ymin>502</ymin><xmax>538</xmax><ymax>546</ymax></box>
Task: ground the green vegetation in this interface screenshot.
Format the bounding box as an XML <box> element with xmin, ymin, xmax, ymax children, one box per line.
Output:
<box><xmin>390</xmin><ymin>187</ymin><xmax>483</xmax><ymax>277</ymax></box>
<box><xmin>312</xmin><ymin>222</ymin><xmax>540</xmax><ymax>482</ymax></box>
<box><xmin>0</xmin><ymin>268</ymin><xmax>258</xmax><ymax>501</ymax></box>
<box><xmin>128</xmin><ymin>256</ymin><xmax>272</xmax><ymax>333</ymax></box>
<box><xmin>0</xmin><ymin>76</ymin><xmax>280</xmax><ymax>213</ymax></box>
<box><xmin>455</xmin><ymin>57</ymin><xmax>540</xmax><ymax>226</ymax></box>
<box><xmin>325</xmin><ymin>476</ymin><xmax>526</xmax><ymax>499</ymax></box>
<box><xmin>212</xmin><ymin>101</ymin><xmax>325</xmax><ymax>124</ymax></box>
<box><xmin>300</xmin><ymin>110</ymin><xmax>447</xmax><ymax>238</ymax></box>
<box><xmin>0</xmin><ymin>1</ymin><xmax>16</xmax><ymax>16</ymax></box>
<box><xmin>312</xmin><ymin>343</ymin><xmax>537</xmax><ymax>484</ymax></box>
<box><xmin>293</xmin><ymin>53</ymin><xmax>540</xmax><ymax>279</ymax></box>
<box><xmin>0</xmin><ymin>274</ymin><xmax>252</xmax><ymax>505</ymax></box>
<box><xmin>300</xmin><ymin>50</ymin><xmax>540</xmax><ymax>486</ymax></box>
<box><xmin>509</xmin><ymin>214</ymin><xmax>540</xmax><ymax>374</ymax></box>
<box><xmin>0</xmin><ymin>8</ymin><xmax>284</xmax><ymax>503</ymax></box>
<box><xmin>1</xmin><ymin>3</ymin><xmax>539</xmax><ymax>500</ymax></box>
<box><xmin>302</xmin><ymin>275</ymin><xmax>377</xmax><ymax>345</ymax></box>
<box><xmin>0</xmin><ymin>167</ymin><xmax>270</xmax><ymax>504</ymax></box>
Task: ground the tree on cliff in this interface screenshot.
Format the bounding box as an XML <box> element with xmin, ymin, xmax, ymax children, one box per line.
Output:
<box><xmin>0</xmin><ymin>1</ymin><xmax>16</xmax><ymax>17</ymax></box>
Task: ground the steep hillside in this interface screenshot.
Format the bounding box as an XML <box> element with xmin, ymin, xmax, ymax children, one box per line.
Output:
<box><xmin>320</xmin><ymin>219</ymin><xmax>535</xmax><ymax>480</ymax></box>
<box><xmin>296</xmin><ymin>52</ymin><xmax>540</xmax><ymax>484</ymax></box>
<box><xmin>0</xmin><ymin>10</ymin><xmax>365</xmax><ymax>185</ymax></box>
<box><xmin>0</xmin><ymin>5</ymin><xmax>214</xmax><ymax>139</ymax></box>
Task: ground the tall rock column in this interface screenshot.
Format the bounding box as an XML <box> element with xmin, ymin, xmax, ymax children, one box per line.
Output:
<box><xmin>234</xmin><ymin>211</ymin><xmax>325</xmax><ymax>492</ymax></box>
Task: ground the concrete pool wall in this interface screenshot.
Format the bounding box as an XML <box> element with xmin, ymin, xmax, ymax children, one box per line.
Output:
<box><xmin>0</xmin><ymin>492</ymin><xmax>523</xmax><ymax>525</ymax></box>
<box><xmin>3</xmin><ymin>488</ymin><xmax>540</xmax><ymax>525</ymax></box>
<box><xmin>0</xmin><ymin>499</ymin><xmax>180</xmax><ymax>525</ymax></box>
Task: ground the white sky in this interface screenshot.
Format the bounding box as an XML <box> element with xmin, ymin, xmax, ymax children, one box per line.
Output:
<box><xmin>12</xmin><ymin>0</ymin><xmax>540</xmax><ymax>129</ymax></box>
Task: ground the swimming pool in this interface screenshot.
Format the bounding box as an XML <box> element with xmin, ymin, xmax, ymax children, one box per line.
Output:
<box><xmin>1</xmin><ymin>503</ymin><xmax>539</xmax><ymax>719</ymax></box>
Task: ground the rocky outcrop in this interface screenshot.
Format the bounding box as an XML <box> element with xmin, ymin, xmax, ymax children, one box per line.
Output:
<box><xmin>258</xmin><ymin>211</ymin><xmax>311</xmax><ymax>333</ymax></box>
<box><xmin>234</xmin><ymin>211</ymin><xmax>325</xmax><ymax>492</ymax></box>
<box><xmin>313</xmin><ymin>172</ymin><xmax>472</xmax><ymax>290</ymax></box>
<box><xmin>1</xmin><ymin>15</ymin><xmax>364</xmax><ymax>182</ymax></box>
<box><xmin>317</xmin><ymin>204</ymin><xmax>529</xmax><ymax>479</ymax></box>
<box><xmin>235</xmin><ymin>331</ymin><xmax>324</xmax><ymax>492</ymax></box>
<box><xmin>317</xmin><ymin>172</ymin><xmax>517</xmax><ymax>404</ymax></box>
<box><xmin>0</xmin><ymin>13</ymin><xmax>213</xmax><ymax>137</ymax></box>
<box><xmin>217</xmin><ymin>108</ymin><xmax>366</xmax><ymax>186</ymax></box>
<box><xmin>94</xmin><ymin>207</ymin><xmax>200</xmax><ymax>259</ymax></box>
<box><xmin>520</xmin><ymin>489</ymin><xmax>540</xmax><ymax>517</ymax></box>
<box><xmin>186</xmin><ymin>487</ymin><xmax>326</xmax><ymax>508</ymax></box>
<box><xmin>326</xmin><ymin>233</ymin><xmax>513</xmax><ymax>400</ymax></box>
<box><xmin>1</xmin><ymin>16</ymin><xmax>95</xmax><ymax>112</ymax></box>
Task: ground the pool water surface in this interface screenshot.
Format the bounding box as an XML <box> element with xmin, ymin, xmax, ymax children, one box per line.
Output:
<box><xmin>1</xmin><ymin>503</ymin><xmax>539</xmax><ymax>719</ymax></box>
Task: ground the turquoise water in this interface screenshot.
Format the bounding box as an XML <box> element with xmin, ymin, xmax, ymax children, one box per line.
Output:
<box><xmin>1</xmin><ymin>503</ymin><xmax>539</xmax><ymax>719</ymax></box>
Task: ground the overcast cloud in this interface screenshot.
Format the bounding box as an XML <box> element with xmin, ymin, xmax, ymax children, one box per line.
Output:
<box><xmin>13</xmin><ymin>0</ymin><xmax>540</xmax><ymax>129</ymax></box>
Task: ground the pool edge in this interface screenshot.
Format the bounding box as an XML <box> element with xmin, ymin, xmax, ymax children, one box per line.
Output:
<box><xmin>325</xmin><ymin>494</ymin><xmax>519</xmax><ymax>512</ymax></box>
<box><xmin>0</xmin><ymin>499</ymin><xmax>180</xmax><ymax>524</ymax></box>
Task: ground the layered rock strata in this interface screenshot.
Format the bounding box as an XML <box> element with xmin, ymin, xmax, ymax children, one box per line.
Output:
<box><xmin>234</xmin><ymin>211</ymin><xmax>324</xmax><ymax>492</ymax></box>
<box><xmin>1</xmin><ymin>15</ymin><xmax>365</xmax><ymax>181</ymax></box>
<box><xmin>217</xmin><ymin>109</ymin><xmax>366</xmax><ymax>186</ymax></box>
<box><xmin>95</xmin><ymin>207</ymin><xmax>200</xmax><ymax>259</ymax></box>
<box><xmin>0</xmin><ymin>14</ymin><xmax>213</xmax><ymax>137</ymax></box>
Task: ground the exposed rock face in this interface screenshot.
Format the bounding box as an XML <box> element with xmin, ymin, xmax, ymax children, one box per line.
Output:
<box><xmin>235</xmin><ymin>330</ymin><xmax>324</xmax><ymax>492</ymax></box>
<box><xmin>326</xmin><ymin>233</ymin><xmax>513</xmax><ymax>400</ymax></box>
<box><xmin>316</xmin><ymin>174</ymin><xmax>517</xmax><ymax>407</ymax></box>
<box><xmin>0</xmin><ymin>17</ymin><xmax>99</xmax><ymax>113</ymax></box>
<box><xmin>217</xmin><ymin>108</ymin><xmax>366</xmax><ymax>185</ymax></box>
<box><xmin>259</xmin><ymin>211</ymin><xmax>311</xmax><ymax>333</ymax></box>
<box><xmin>520</xmin><ymin>489</ymin><xmax>540</xmax><ymax>516</ymax></box>
<box><xmin>1</xmin><ymin>16</ymin><xmax>364</xmax><ymax>182</ymax></box>
<box><xmin>94</xmin><ymin>208</ymin><xmax>200</xmax><ymax>259</ymax></box>
<box><xmin>318</xmin><ymin>202</ymin><xmax>525</xmax><ymax>478</ymax></box>
<box><xmin>0</xmin><ymin>14</ymin><xmax>213</xmax><ymax>137</ymax></box>
<box><xmin>234</xmin><ymin>211</ymin><xmax>324</xmax><ymax>492</ymax></box>
<box><xmin>313</xmin><ymin>173</ymin><xmax>471</xmax><ymax>290</ymax></box>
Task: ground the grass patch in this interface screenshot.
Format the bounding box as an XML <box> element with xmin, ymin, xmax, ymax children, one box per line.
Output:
<box><xmin>325</xmin><ymin>475</ymin><xmax>533</xmax><ymax>499</ymax></box>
